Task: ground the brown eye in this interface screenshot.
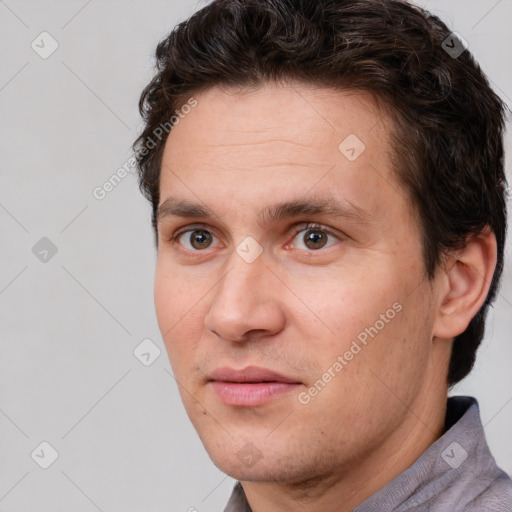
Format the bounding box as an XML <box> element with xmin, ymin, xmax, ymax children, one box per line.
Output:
<box><xmin>177</xmin><ymin>229</ymin><xmax>216</xmax><ymax>251</ymax></box>
<box><xmin>189</xmin><ymin>230</ymin><xmax>212</xmax><ymax>249</ymax></box>
<box><xmin>291</xmin><ymin>223</ymin><xmax>340</xmax><ymax>251</ymax></box>
<box><xmin>303</xmin><ymin>229</ymin><xmax>328</xmax><ymax>249</ymax></box>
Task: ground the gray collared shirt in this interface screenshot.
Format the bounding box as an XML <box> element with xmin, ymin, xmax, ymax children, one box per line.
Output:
<box><xmin>223</xmin><ymin>396</ymin><xmax>512</xmax><ymax>511</ymax></box>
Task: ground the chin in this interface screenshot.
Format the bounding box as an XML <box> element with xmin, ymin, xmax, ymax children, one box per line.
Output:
<box><xmin>210</xmin><ymin>455</ymin><xmax>290</xmax><ymax>482</ymax></box>
<box><xmin>203</xmin><ymin>438</ymin><xmax>315</xmax><ymax>484</ymax></box>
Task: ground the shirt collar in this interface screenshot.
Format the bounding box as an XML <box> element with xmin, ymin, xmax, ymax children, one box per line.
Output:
<box><xmin>223</xmin><ymin>396</ymin><xmax>500</xmax><ymax>512</ymax></box>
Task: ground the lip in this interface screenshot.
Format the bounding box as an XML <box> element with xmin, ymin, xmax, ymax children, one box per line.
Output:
<box><xmin>208</xmin><ymin>366</ymin><xmax>302</xmax><ymax>406</ymax></box>
<box><xmin>208</xmin><ymin>365</ymin><xmax>300</xmax><ymax>384</ymax></box>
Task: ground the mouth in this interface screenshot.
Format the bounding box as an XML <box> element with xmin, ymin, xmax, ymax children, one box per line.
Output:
<box><xmin>207</xmin><ymin>366</ymin><xmax>303</xmax><ymax>407</ymax></box>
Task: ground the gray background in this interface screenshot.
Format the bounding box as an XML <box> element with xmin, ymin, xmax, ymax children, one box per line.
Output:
<box><xmin>0</xmin><ymin>1</ymin><xmax>511</xmax><ymax>511</ymax></box>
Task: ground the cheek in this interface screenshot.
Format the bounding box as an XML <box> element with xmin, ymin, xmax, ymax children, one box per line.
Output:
<box><xmin>290</xmin><ymin>262</ymin><xmax>430</xmax><ymax>402</ymax></box>
<box><xmin>154</xmin><ymin>265</ymin><xmax>200</xmax><ymax>367</ymax></box>
<box><xmin>300</xmin><ymin>304</ymin><xmax>432</xmax><ymax>443</ymax></box>
<box><xmin>154</xmin><ymin>257</ymin><xmax>196</xmax><ymax>331</ymax></box>
<box><xmin>292</xmin><ymin>271</ymin><xmax>400</xmax><ymax>350</ymax></box>
<box><xmin>154</xmin><ymin>273</ymin><xmax>178</xmax><ymax>335</ymax></box>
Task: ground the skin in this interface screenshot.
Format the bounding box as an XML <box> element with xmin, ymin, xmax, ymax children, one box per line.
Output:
<box><xmin>153</xmin><ymin>82</ymin><xmax>497</xmax><ymax>512</ymax></box>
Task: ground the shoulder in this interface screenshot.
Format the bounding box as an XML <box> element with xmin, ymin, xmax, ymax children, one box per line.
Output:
<box><xmin>444</xmin><ymin>471</ymin><xmax>512</xmax><ymax>511</ymax></box>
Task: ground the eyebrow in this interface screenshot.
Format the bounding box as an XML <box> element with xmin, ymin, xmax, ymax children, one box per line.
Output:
<box><xmin>156</xmin><ymin>196</ymin><xmax>371</xmax><ymax>226</ymax></box>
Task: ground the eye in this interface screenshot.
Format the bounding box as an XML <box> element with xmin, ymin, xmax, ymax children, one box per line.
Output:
<box><xmin>171</xmin><ymin>223</ymin><xmax>341</xmax><ymax>254</ymax></box>
<box><xmin>174</xmin><ymin>227</ymin><xmax>220</xmax><ymax>251</ymax></box>
<box><xmin>290</xmin><ymin>223</ymin><xmax>341</xmax><ymax>251</ymax></box>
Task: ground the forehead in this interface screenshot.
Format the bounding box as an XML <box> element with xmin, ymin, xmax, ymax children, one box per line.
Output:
<box><xmin>159</xmin><ymin>82</ymin><xmax>405</xmax><ymax>225</ymax></box>
<box><xmin>167</xmin><ymin>82</ymin><xmax>392</xmax><ymax>163</ymax></box>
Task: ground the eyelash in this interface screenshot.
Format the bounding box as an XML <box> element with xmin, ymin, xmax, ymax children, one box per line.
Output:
<box><xmin>170</xmin><ymin>222</ymin><xmax>341</xmax><ymax>256</ymax></box>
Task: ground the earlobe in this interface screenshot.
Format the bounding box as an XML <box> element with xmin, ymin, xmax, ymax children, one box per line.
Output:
<box><xmin>433</xmin><ymin>228</ymin><xmax>497</xmax><ymax>340</ymax></box>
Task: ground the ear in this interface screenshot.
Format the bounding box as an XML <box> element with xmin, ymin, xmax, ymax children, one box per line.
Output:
<box><xmin>433</xmin><ymin>228</ymin><xmax>497</xmax><ymax>339</ymax></box>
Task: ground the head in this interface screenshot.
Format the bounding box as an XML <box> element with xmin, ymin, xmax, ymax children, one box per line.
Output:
<box><xmin>133</xmin><ymin>0</ymin><xmax>507</xmax><ymax>487</ymax></box>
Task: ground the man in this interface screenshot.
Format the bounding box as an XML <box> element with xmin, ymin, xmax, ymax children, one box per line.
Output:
<box><xmin>133</xmin><ymin>0</ymin><xmax>512</xmax><ymax>510</ymax></box>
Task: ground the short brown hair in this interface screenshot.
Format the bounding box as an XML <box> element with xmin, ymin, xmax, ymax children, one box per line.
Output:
<box><xmin>133</xmin><ymin>0</ymin><xmax>509</xmax><ymax>385</ymax></box>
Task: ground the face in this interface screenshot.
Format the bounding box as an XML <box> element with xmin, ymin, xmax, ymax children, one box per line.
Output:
<box><xmin>154</xmin><ymin>82</ymin><xmax>446</xmax><ymax>483</ymax></box>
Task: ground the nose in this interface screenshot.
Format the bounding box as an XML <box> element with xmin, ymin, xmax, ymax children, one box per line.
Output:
<box><xmin>204</xmin><ymin>250</ymin><xmax>286</xmax><ymax>343</ymax></box>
